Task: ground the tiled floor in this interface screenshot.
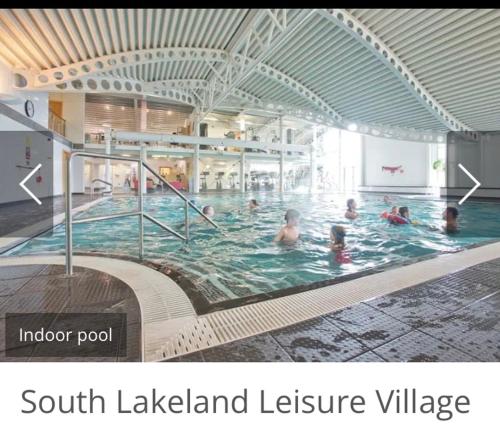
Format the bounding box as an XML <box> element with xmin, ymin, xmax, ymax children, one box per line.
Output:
<box><xmin>0</xmin><ymin>264</ymin><xmax>141</xmax><ymax>361</ymax></box>
<box><xmin>0</xmin><ymin>194</ymin><xmax>94</xmax><ymax>237</ymax></box>
<box><xmin>170</xmin><ymin>258</ymin><xmax>500</xmax><ymax>362</ymax></box>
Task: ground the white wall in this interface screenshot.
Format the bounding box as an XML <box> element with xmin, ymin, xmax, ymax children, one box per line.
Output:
<box><xmin>0</xmin><ymin>61</ymin><xmax>77</xmax><ymax>199</ymax></box>
<box><xmin>0</xmin><ymin>61</ymin><xmax>49</xmax><ymax>128</ymax></box>
<box><xmin>362</xmin><ymin>135</ymin><xmax>430</xmax><ymax>188</ymax></box>
<box><xmin>446</xmin><ymin>133</ymin><xmax>500</xmax><ymax>190</ymax></box>
<box><xmin>0</xmin><ymin>133</ymin><xmax>53</xmax><ymax>204</ymax></box>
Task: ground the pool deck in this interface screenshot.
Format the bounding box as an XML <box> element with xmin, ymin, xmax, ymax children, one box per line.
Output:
<box><xmin>170</xmin><ymin>259</ymin><xmax>500</xmax><ymax>362</ymax></box>
<box><xmin>0</xmin><ymin>264</ymin><xmax>142</xmax><ymax>361</ymax></box>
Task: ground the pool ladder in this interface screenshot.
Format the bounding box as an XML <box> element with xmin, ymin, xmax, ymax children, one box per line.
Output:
<box><xmin>65</xmin><ymin>151</ymin><xmax>218</xmax><ymax>275</ymax></box>
<box><xmin>90</xmin><ymin>178</ymin><xmax>112</xmax><ymax>197</ymax></box>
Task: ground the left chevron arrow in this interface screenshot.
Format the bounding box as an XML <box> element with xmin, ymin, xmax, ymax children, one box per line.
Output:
<box><xmin>19</xmin><ymin>163</ymin><xmax>42</xmax><ymax>205</ymax></box>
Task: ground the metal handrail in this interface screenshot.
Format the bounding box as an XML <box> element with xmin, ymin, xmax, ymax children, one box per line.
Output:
<box><xmin>90</xmin><ymin>178</ymin><xmax>112</xmax><ymax>196</ymax></box>
<box><xmin>65</xmin><ymin>151</ymin><xmax>217</xmax><ymax>275</ymax></box>
<box><xmin>142</xmin><ymin>162</ymin><xmax>218</xmax><ymax>229</ymax></box>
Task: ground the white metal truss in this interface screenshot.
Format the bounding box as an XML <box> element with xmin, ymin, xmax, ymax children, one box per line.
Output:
<box><xmin>200</xmin><ymin>9</ymin><xmax>317</xmax><ymax>117</ymax></box>
<box><xmin>12</xmin><ymin>47</ymin><xmax>227</xmax><ymax>88</ymax></box>
<box><xmin>13</xmin><ymin>45</ymin><xmax>347</xmax><ymax>126</ymax></box>
<box><xmin>19</xmin><ymin>76</ymin><xmax>199</xmax><ymax>107</ymax></box>
<box><xmin>319</xmin><ymin>8</ymin><xmax>475</xmax><ymax>134</ymax></box>
<box><xmin>6</xmin><ymin>13</ymin><xmax>453</xmax><ymax>143</ymax></box>
<box><xmin>143</xmin><ymin>79</ymin><xmax>264</xmax><ymax>108</ymax></box>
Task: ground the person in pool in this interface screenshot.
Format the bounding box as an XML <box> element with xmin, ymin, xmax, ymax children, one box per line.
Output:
<box><xmin>330</xmin><ymin>225</ymin><xmax>352</xmax><ymax>264</ymax></box>
<box><xmin>274</xmin><ymin>209</ymin><xmax>300</xmax><ymax>243</ymax></box>
<box><xmin>330</xmin><ymin>225</ymin><xmax>346</xmax><ymax>251</ymax></box>
<box><xmin>248</xmin><ymin>199</ymin><xmax>259</xmax><ymax>210</ymax></box>
<box><xmin>383</xmin><ymin>194</ymin><xmax>392</xmax><ymax>205</ymax></box>
<box><xmin>443</xmin><ymin>206</ymin><xmax>459</xmax><ymax>233</ymax></box>
<box><xmin>380</xmin><ymin>205</ymin><xmax>398</xmax><ymax>219</ymax></box>
<box><xmin>345</xmin><ymin>198</ymin><xmax>359</xmax><ymax>220</ymax></box>
<box><xmin>387</xmin><ymin>206</ymin><xmax>412</xmax><ymax>225</ymax></box>
<box><xmin>202</xmin><ymin>205</ymin><xmax>215</xmax><ymax>218</ymax></box>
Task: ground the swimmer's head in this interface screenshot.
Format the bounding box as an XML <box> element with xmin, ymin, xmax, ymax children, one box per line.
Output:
<box><xmin>443</xmin><ymin>206</ymin><xmax>459</xmax><ymax>220</ymax></box>
<box><xmin>284</xmin><ymin>209</ymin><xmax>300</xmax><ymax>225</ymax></box>
<box><xmin>347</xmin><ymin>198</ymin><xmax>357</xmax><ymax>211</ymax></box>
<box><xmin>331</xmin><ymin>225</ymin><xmax>346</xmax><ymax>244</ymax></box>
<box><xmin>383</xmin><ymin>195</ymin><xmax>391</xmax><ymax>203</ymax></box>
<box><xmin>399</xmin><ymin>206</ymin><xmax>409</xmax><ymax>218</ymax></box>
<box><xmin>391</xmin><ymin>206</ymin><xmax>398</xmax><ymax>214</ymax></box>
<box><xmin>202</xmin><ymin>205</ymin><xmax>215</xmax><ymax>217</ymax></box>
<box><xmin>249</xmin><ymin>199</ymin><xmax>258</xmax><ymax>208</ymax></box>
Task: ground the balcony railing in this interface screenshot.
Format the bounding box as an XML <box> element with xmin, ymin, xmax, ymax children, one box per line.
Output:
<box><xmin>48</xmin><ymin>109</ymin><xmax>66</xmax><ymax>136</ymax></box>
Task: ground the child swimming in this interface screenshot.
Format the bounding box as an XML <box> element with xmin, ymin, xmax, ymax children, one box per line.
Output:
<box><xmin>380</xmin><ymin>206</ymin><xmax>398</xmax><ymax>219</ymax></box>
<box><xmin>345</xmin><ymin>198</ymin><xmax>359</xmax><ymax>220</ymax></box>
<box><xmin>274</xmin><ymin>209</ymin><xmax>300</xmax><ymax>243</ymax></box>
<box><xmin>443</xmin><ymin>206</ymin><xmax>459</xmax><ymax>233</ymax></box>
<box><xmin>330</xmin><ymin>225</ymin><xmax>346</xmax><ymax>251</ymax></box>
<box><xmin>330</xmin><ymin>225</ymin><xmax>351</xmax><ymax>264</ymax></box>
<box><xmin>387</xmin><ymin>206</ymin><xmax>412</xmax><ymax>225</ymax></box>
<box><xmin>248</xmin><ymin>199</ymin><xmax>259</xmax><ymax>210</ymax></box>
<box><xmin>202</xmin><ymin>205</ymin><xmax>215</xmax><ymax>218</ymax></box>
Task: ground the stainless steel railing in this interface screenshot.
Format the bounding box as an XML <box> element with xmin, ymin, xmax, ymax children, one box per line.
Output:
<box><xmin>90</xmin><ymin>178</ymin><xmax>112</xmax><ymax>197</ymax></box>
<box><xmin>65</xmin><ymin>151</ymin><xmax>218</xmax><ymax>275</ymax></box>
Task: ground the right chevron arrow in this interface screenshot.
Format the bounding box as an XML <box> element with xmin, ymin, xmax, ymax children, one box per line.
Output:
<box><xmin>458</xmin><ymin>163</ymin><xmax>481</xmax><ymax>205</ymax></box>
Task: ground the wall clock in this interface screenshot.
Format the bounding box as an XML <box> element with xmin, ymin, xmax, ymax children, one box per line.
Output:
<box><xmin>24</xmin><ymin>99</ymin><xmax>35</xmax><ymax>118</ymax></box>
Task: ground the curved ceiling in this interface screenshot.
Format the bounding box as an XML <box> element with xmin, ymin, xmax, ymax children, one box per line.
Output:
<box><xmin>0</xmin><ymin>8</ymin><xmax>499</xmax><ymax>139</ymax></box>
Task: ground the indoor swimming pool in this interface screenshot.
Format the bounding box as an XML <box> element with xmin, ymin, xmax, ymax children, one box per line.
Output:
<box><xmin>5</xmin><ymin>193</ymin><xmax>500</xmax><ymax>307</ymax></box>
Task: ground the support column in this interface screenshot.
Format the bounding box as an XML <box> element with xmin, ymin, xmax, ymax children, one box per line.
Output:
<box><xmin>140</xmin><ymin>145</ymin><xmax>147</xmax><ymax>194</ymax></box>
<box><xmin>138</xmin><ymin>99</ymin><xmax>148</xmax><ymax>132</ymax></box>
<box><xmin>279</xmin><ymin>115</ymin><xmax>285</xmax><ymax>193</ymax></box>
<box><xmin>192</xmin><ymin>115</ymin><xmax>200</xmax><ymax>193</ymax></box>
<box><xmin>240</xmin><ymin>151</ymin><xmax>246</xmax><ymax>193</ymax></box>
<box><xmin>310</xmin><ymin>126</ymin><xmax>318</xmax><ymax>193</ymax></box>
<box><xmin>104</xmin><ymin>133</ymin><xmax>111</xmax><ymax>186</ymax></box>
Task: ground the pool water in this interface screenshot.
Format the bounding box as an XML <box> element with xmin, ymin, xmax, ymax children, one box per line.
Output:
<box><xmin>6</xmin><ymin>193</ymin><xmax>500</xmax><ymax>303</ymax></box>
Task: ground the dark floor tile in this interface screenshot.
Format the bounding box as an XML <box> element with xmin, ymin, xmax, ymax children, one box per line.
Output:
<box><xmin>450</xmin><ymin>268</ymin><xmax>499</xmax><ymax>289</ymax></box>
<box><xmin>0</xmin><ymin>265</ymin><xmax>47</xmax><ymax>280</ymax></box>
<box><xmin>468</xmin><ymin>261</ymin><xmax>500</xmax><ymax>275</ymax></box>
<box><xmin>0</xmin><ymin>264</ymin><xmax>141</xmax><ymax>363</ymax></box>
<box><xmin>348</xmin><ymin>351</ymin><xmax>386</xmax><ymax>362</ymax></box>
<box><xmin>0</xmin><ymin>319</ymin><xmax>4</xmax><ymax>352</ymax></box>
<box><xmin>374</xmin><ymin>330</ymin><xmax>477</xmax><ymax>362</ymax></box>
<box><xmin>366</xmin><ymin>293</ymin><xmax>449</xmax><ymax>328</ymax></box>
<box><xmin>0</xmin><ymin>288</ymin><xmax>70</xmax><ymax>316</ymax></box>
<box><xmin>271</xmin><ymin>317</ymin><xmax>368</xmax><ymax>362</ymax></box>
<box><xmin>0</xmin><ymin>277</ymin><xmax>32</xmax><ymax>296</ymax></box>
<box><xmin>167</xmin><ymin>351</ymin><xmax>205</xmax><ymax>362</ymax></box>
<box><xmin>420</xmin><ymin>302</ymin><xmax>500</xmax><ymax>362</ymax></box>
<box><xmin>404</xmin><ymin>277</ymin><xmax>495</xmax><ymax>311</ymax></box>
<box><xmin>201</xmin><ymin>334</ymin><xmax>293</xmax><ymax>362</ymax></box>
<box><xmin>481</xmin><ymin>292</ymin><xmax>500</xmax><ymax>309</ymax></box>
<box><xmin>118</xmin><ymin>323</ymin><xmax>142</xmax><ymax>362</ymax></box>
<box><xmin>324</xmin><ymin>303</ymin><xmax>412</xmax><ymax>349</ymax></box>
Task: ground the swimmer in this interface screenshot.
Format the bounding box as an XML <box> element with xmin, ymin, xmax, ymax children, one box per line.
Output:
<box><xmin>443</xmin><ymin>206</ymin><xmax>459</xmax><ymax>233</ymax></box>
<box><xmin>185</xmin><ymin>205</ymin><xmax>215</xmax><ymax>226</ymax></box>
<box><xmin>248</xmin><ymin>199</ymin><xmax>259</xmax><ymax>210</ymax></box>
<box><xmin>330</xmin><ymin>225</ymin><xmax>346</xmax><ymax>251</ymax></box>
<box><xmin>388</xmin><ymin>206</ymin><xmax>412</xmax><ymax>225</ymax></box>
<box><xmin>202</xmin><ymin>205</ymin><xmax>215</xmax><ymax>218</ymax></box>
<box><xmin>380</xmin><ymin>206</ymin><xmax>398</xmax><ymax>219</ymax></box>
<box><xmin>345</xmin><ymin>198</ymin><xmax>359</xmax><ymax>220</ymax></box>
<box><xmin>383</xmin><ymin>194</ymin><xmax>392</xmax><ymax>205</ymax></box>
<box><xmin>274</xmin><ymin>209</ymin><xmax>300</xmax><ymax>243</ymax></box>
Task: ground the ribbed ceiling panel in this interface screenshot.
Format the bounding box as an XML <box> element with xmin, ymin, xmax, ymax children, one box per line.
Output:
<box><xmin>1</xmin><ymin>9</ymin><xmax>499</xmax><ymax>132</ymax></box>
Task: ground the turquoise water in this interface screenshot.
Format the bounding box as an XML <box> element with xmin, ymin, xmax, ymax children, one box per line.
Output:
<box><xmin>6</xmin><ymin>193</ymin><xmax>500</xmax><ymax>301</ymax></box>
